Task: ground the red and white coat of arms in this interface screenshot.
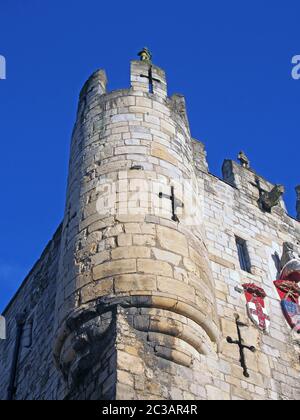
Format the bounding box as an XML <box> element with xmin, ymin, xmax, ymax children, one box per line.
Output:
<box><xmin>274</xmin><ymin>280</ymin><xmax>300</xmax><ymax>332</ymax></box>
<box><xmin>274</xmin><ymin>262</ymin><xmax>300</xmax><ymax>333</ymax></box>
<box><xmin>243</xmin><ymin>283</ymin><xmax>270</xmax><ymax>332</ymax></box>
<box><xmin>274</xmin><ymin>242</ymin><xmax>300</xmax><ymax>332</ymax></box>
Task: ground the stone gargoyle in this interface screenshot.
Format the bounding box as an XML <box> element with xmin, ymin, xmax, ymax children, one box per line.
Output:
<box><xmin>260</xmin><ymin>184</ymin><xmax>285</xmax><ymax>212</ymax></box>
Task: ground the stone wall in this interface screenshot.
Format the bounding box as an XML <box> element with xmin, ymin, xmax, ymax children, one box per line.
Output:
<box><xmin>201</xmin><ymin>159</ymin><xmax>300</xmax><ymax>400</ymax></box>
<box><xmin>0</xmin><ymin>226</ymin><xmax>66</xmax><ymax>400</ymax></box>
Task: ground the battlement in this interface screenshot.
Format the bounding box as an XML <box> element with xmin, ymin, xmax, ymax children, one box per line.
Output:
<box><xmin>76</xmin><ymin>57</ymin><xmax>299</xmax><ymax>224</ymax></box>
<box><xmin>222</xmin><ymin>158</ymin><xmax>300</xmax><ymax>224</ymax></box>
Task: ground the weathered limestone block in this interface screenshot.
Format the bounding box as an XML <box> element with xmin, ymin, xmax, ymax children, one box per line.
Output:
<box><xmin>112</xmin><ymin>246</ymin><xmax>151</xmax><ymax>260</ymax></box>
<box><xmin>137</xmin><ymin>259</ymin><xmax>173</xmax><ymax>277</ymax></box>
<box><xmin>157</xmin><ymin>277</ymin><xmax>195</xmax><ymax>302</ymax></box>
<box><xmin>81</xmin><ymin>279</ymin><xmax>114</xmax><ymax>304</ymax></box>
<box><xmin>93</xmin><ymin>259</ymin><xmax>137</xmax><ymax>280</ymax></box>
<box><xmin>151</xmin><ymin>143</ymin><xmax>178</xmax><ymax>166</ymax></box>
<box><xmin>152</xmin><ymin>248</ymin><xmax>182</xmax><ymax>266</ymax></box>
<box><xmin>157</xmin><ymin>225</ymin><xmax>189</xmax><ymax>257</ymax></box>
<box><xmin>114</xmin><ymin>274</ymin><xmax>157</xmax><ymax>293</ymax></box>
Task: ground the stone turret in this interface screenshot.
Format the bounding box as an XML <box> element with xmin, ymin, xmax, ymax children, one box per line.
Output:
<box><xmin>53</xmin><ymin>56</ymin><xmax>220</xmax><ymax>400</ymax></box>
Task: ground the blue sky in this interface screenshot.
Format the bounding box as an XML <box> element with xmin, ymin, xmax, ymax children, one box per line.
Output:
<box><xmin>0</xmin><ymin>0</ymin><xmax>300</xmax><ymax>312</ymax></box>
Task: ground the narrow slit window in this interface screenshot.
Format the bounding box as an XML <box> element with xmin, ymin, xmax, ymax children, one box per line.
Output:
<box><xmin>236</xmin><ymin>237</ymin><xmax>251</xmax><ymax>273</ymax></box>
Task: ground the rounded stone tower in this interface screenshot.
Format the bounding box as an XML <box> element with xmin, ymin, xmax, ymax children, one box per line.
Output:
<box><xmin>53</xmin><ymin>55</ymin><xmax>220</xmax><ymax>400</ymax></box>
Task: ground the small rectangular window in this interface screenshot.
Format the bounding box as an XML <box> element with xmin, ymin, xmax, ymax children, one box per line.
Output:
<box><xmin>236</xmin><ymin>237</ymin><xmax>251</xmax><ymax>273</ymax></box>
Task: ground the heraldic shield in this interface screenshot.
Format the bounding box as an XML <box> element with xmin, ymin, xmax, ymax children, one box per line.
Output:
<box><xmin>274</xmin><ymin>244</ymin><xmax>300</xmax><ymax>333</ymax></box>
<box><xmin>242</xmin><ymin>284</ymin><xmax>270</xmax><ymax>332</ymax></box>
<box><xmin>274</xmin><ymin>280</ymin><xmax>300</xmax><ymax>333</ymax></box>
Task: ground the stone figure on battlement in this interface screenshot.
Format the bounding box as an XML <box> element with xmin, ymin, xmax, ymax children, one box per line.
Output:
<box><xmin>238</xmin><ymin>151</ymin><xmax>250</xmax><ymax>169</ymax></box>
<box><xmin>138</xmin><ymin>47</ymin><xmax>152</xmax><ymax>62</ymax></box>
